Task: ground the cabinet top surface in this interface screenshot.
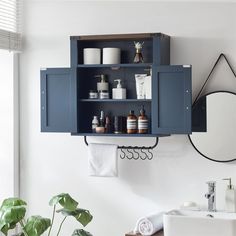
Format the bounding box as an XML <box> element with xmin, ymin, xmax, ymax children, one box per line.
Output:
<box><xmin>70</xmin><ymin>32</ymin><xmax>170</xmax><ymax>41</ymax></box>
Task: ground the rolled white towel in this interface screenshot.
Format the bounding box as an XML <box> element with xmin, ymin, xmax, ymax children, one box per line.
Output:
<box><xmin>133</xmin><ymin>212</ymin><xmax>164</xmax><ymax>236</ymax></box>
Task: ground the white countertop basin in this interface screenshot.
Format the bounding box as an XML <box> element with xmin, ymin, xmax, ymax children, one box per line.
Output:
<box><xmin>164</xmin><ymin>210</ymin><xmax>236</xmax><ymax>236</ymax></box>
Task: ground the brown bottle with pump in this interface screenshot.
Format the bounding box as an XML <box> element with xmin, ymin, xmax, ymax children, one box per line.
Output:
<box><xmin>127</xmin><ymin>110</ymin><xmax>137</xmax><ymax>134</ymax></box>
<box><xmin>138</xmin><ymin>106</ymin><xmax>148</xmax><ymax>134</ymax></box>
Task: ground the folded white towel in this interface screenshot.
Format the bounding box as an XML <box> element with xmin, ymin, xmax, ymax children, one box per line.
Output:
<box><xmin>88</xmin><ymin>143</ymin><xmax>118</xmax><ymax>177</ymax></box>
<box><xmin>133</xmin><ymin>212</ymin><xmax>164</xmax><ymax>236</ymax></box>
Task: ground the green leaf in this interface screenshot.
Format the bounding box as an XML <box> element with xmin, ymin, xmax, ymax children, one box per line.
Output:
<box><xmin>72</xmin><ymin>229</ymin><xmax>93</xmax><ymax>236</ymax></box>
<box><xmin>0</xmin><ymin>205</ymin><xmax>26</xmax><ymax>235</ymax></box>
<box><xmin>0</xmin><ymin>222</ymin><xmax>17</xmax><ymax>235</ymax></box>
<box><xmin>57</xmin><ymin>208</ymin><xmax>93</xmax><ymax>227</ymax></box>
<box><xmin>23</xmin><ymin>215</ymin><xmax>51</xmax><ymax>236</ymax></box>
<box><xmin>1</xmin><ymin>206</ymin><xmax>26</xmax><ymax>223</ymax></box>
<box><xmin>0</xmin><ymin>198</ymin><xmax>26</xmax><ymax>210</ymax></box>
<box><xmin>49</xmin><ymin>193</ymin><xmax>78</xmax><ymax>211</ymax></box>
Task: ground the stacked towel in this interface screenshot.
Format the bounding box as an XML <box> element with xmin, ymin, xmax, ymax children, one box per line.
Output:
<box><xmin>133</xmin><ymin>212</ymin><xmax>164</xmax><ymax>236</ymax></box>
<box><xmin>88</xmin><ymin>143</ymin><xmax>118</xmax><ymax>177</ymax></box>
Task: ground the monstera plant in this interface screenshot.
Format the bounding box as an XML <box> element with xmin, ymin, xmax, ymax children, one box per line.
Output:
<box><xmin>0</xmin><ymin>193</ymin><xmax>93</xmax><ymax>236</ymax></box>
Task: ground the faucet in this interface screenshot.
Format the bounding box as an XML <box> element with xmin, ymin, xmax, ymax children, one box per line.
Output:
<box><xmin>205</xmin><ymin>181</ymin><xmax>216</xmax><ymax>212</ymax></box>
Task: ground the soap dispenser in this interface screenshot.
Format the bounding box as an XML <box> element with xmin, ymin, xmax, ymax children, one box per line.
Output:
<box><xmin>112</xmin><ymin>79</ymin><xmax>126</xmax><ymax>99</ymax></box>
<box><xmin>95</xmin><ymin>74</ymin><xmax>109</xmax><ymax>91</ymax></box>
<box><xmin>223</xmin><ymin>178</ymin><xmax>236</xmax><ymax>212</ymax></box>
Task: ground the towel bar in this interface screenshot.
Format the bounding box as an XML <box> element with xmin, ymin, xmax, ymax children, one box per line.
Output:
<box><xmin>84</xmin><ymin>136</ymin><xmax>159</xmax><ymax>160</ymax></box>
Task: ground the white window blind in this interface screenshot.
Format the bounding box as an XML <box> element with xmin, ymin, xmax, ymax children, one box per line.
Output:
<box><xmin>0</xmin><ymin>0</ymin><xmax>22</xmax><ymax>51</ymax></box>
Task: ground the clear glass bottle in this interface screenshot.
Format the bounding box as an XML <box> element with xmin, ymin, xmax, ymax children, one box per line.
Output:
<box><xmin>92</xmin><ymin>116</ymin><xmax>99</xmax><ymax>133</ymax></box>
<box><xmin>138</xmin><ymin>106</ymin><xmax>148</xmax><ymax>134</ymax></box>
<box><xmin>100</xmin><ymin>111</ymin><xmax>105</xmax><ymax>127</ymax></box>
<box><xmin>127</xmin><ymin>110</ymin><xmax>137</xmax><ymax>134</ymax></box>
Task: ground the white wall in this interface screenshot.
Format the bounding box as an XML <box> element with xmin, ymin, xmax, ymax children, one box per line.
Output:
<box><xmin>20</xmin><ymin>2</ymin><xmax>236</xmax><ymax>236</ymax></box>
<box><xmin>0</xmin><ymin>50</ymin><xmax>14</xmax><ymax>199</ymax></box>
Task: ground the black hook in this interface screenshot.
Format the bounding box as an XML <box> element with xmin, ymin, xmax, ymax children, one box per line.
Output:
<box><xmin>133</xmin><ymin>148</ymin><xmax>140</xmax><ymax>160</ymax></box>
<box><xmin>120</xmin><ymin>148</ymin><xmax>125</xmax><ymax>159</ymax></box>
<box><xmin>140</xmin><ymin>147</ymin><xmax>148</xmax><ymax>160</ymax></box>
<box><xmin>127</xmin><ymin>148</ymin><xmax>133</xmax><ymax>160</ymax></box>
<box><xmin>147</xmin><ymin>148</ymin><xmax>153</xmax><ymax>160</ymax></box>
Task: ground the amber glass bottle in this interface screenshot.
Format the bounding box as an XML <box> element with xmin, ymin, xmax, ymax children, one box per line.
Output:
<box><xmin>138</xmin><ymin>106</ymin><xmax>148</xmax><ymax>134</ymax></box>
<box><xmin>127</xmin><ymin>110</ymin><xmax>137</xmax><ymax>134</ymax></box>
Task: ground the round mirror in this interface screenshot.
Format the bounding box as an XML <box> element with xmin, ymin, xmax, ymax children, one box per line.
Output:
<box><xmin>189</xmin><ymin>91</ymin><xmax>236</xmax><ymax>162</ymax></box>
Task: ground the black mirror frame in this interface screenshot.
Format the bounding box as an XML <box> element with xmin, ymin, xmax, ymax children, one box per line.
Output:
<box><xmin>188</xmin><ymin>90</ymin><xmax>236</xmax><ymax>163</ymax></box>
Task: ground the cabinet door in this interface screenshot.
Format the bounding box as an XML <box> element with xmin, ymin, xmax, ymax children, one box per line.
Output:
<box><xmin>152</xmin><ymin>65</ymin><xmax>192</xmax><ymax>134</ymax></box>
<box><xmin>40</xmin><ymin>68</ymin><xmax>77</xmax><ymax>132</ymax></box>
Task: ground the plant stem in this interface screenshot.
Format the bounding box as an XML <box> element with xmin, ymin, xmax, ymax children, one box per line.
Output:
<box><xmin>19</xmin><ymin>220</ymin><xmax>29</xmax><ymax>236</ymax></box>
<box><xmin>48</xmin><ymin>205</ymin><xmax>56</xmax><ymax>236</ymax></box>
<box><xmin>56</xmin><ymin>216</ymin><xmax>67</xmax><ymax>236</ymax></box>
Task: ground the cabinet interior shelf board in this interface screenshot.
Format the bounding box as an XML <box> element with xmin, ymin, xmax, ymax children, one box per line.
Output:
<box><xmin>71</xmin><ymin>133</ymin><xmax>168</xmax><ymax>137</ymax></box>
<box><xmin>80</xmin><ymin>99</ymin><xmax>152</xmax><ymax>102</ymax></box>
<box><xmin>77</xmin><ymin>63</ymin><xmax>152</xmax><ymax>68</ymax></box>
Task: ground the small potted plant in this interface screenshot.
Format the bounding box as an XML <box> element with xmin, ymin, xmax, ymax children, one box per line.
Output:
<box><xmin>0</xmin><ymin>193</ymin><xmax>93</xmax><ymax>236</ymax></box>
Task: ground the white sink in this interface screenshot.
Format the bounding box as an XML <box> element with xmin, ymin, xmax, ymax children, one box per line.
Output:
<box><xmin>164</xmin><ymin>210</ymin><xmax>236</xmax><ymax>236</ymax></box>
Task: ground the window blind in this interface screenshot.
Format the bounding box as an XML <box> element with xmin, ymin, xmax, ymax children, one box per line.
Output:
<box><xmin>0</xmin><ymin>0</ymin><xmax>22</xmax><ymax>51</ymax></box>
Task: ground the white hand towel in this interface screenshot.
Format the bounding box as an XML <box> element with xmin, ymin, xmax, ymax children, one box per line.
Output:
<box><xmin>133</xmin><ymin>212</ymin><xmax>164</xmax><ymax>236</ymax></box>
<box><xmin>88</xmin><ymin>143</ymin><xmax>118</xmax><ymax>177</ymax></box>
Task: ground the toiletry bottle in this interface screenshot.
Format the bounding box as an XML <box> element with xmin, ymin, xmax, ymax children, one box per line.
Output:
<box><xmin>92</xmin><ymin>116</ymin><xmax>99</xmax><ymax>133</ymax></box>
<box><xmin>96</xmin><ymin>111</ymin><xmax>105</xmax><ymax>133</ymax></box>
<box><xmin>112</xmin><ymin>79</ymin><xmax>127</xmax><ymax>99</ymax></box>
<box><xmin>105</xmin><ymin>116</ymin><xmax>112</xmax><ymax>133</ymax></box>
<box><xmin>127</xmin><ymin>110</ymin><xmax>137</xmax><ymax>134</ymax></box>
<box><xmin>99</xmin><ymin>111</ymin><xmax>105</xmax><ymax>127</ymax></box>
<box><xmin>223</xmin><ymin>178</ymin><xmax>236</xmax><ymax>212</ymax></box>
<box><xmin>138</xmin><ymin>106</ymin><xmax>148</xmax><ymax>134</ymax></box>
<box><xmin>95</xmin><ymin>74</ymin><xmax>109</xmax><ymax>91</ymax></box>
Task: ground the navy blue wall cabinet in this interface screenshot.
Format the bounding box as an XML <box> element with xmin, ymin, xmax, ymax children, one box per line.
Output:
<box><xmin>40</xmin><ymin>68</ymin><xmax>77</xmax><ymax>132</ymax></box>
<box><xmin>40</xmin><ymin>33</ymin><xmax>192</xmax><ymax>136</ymax></box>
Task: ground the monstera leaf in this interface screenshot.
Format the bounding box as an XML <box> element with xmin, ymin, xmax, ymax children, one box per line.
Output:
<box><xmin>0</xmin><ymin>221</ymin><xmax>18</xmax><ymax>235</ymax></box>
<box><xmin>0</xmin><ymin>198</ymin><xmax>26</xmax><ymax>210</ymax></box>
<box><xmin>49</xmin><ymin>193</ymin><xmax>78</xmax><ymax>211</ymax></box>
<box><xmin>57</xmin><ymin>208</ymin><xmax>93</xmax><ymax>227</ymax></box>
<box><xmin>0</xmin><ymin>205</ymin><xmax>26</xmax><ymax>235</ymax></box>
<box><xmin>72</xmin><ymin>229</ymin><xmax>93</xmax><ymax>236</ymax></box>
<box><xmin>23</xmin><ymin>215</ymin><xmax>51</xmax><ymax>236</ymax></box>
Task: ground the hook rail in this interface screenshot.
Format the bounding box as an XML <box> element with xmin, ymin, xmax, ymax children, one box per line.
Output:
<box><xmin>84</xmin><ymin>136</ymin><xmax>159</xmax><ymax>160</ymax></box>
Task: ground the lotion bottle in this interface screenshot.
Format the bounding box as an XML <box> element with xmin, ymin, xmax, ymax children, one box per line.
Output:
<box><xmin>223</xmin><ymin>178</ymin><xmax>236</xmax><ymax>213</ymax></box>
<box><xmin>95</xmin><ymin>74</ymin><xmax>109</xmax><ymax>91</ymax></box>
<box><xmin>112</xmin><ymin>79</ymin><xmax>126</xmax><ymax>99</ymax></box>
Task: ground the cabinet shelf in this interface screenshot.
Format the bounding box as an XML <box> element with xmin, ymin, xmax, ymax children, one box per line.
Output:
<box><xmin>71</xmin><ymin>133</ymin><xmax>168</xmax><ymax>137</ymax></box>
<box><xmin>80</xmin><ymin>99</ymin><xmax>152</xmax><ymax>102</ymax></box>
<box><xmin>77</xmin><ymin>63</ymin><xmax>152</xmax><ymax>68</ymax></box>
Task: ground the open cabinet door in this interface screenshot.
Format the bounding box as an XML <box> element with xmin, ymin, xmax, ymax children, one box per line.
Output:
<box><xmin>40</xmin><ymin>68</ymin><xmax>77</xmax><ymax>132</ymax></box>
<box><xmin>152</xmin><ymin>65</ymin><xmax>192</xmax><ymax>135</ymax></box>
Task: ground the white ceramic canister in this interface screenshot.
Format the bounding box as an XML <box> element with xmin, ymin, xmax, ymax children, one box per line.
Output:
<box><xmin>103</xmin><ymin>48</ymin><xmax>121</xmax><ymax>64</ymax></box>
<box><xmin>83</xmin><ymin>48</ymin><xmax>101</xmax><ymax>64</ymax></box>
